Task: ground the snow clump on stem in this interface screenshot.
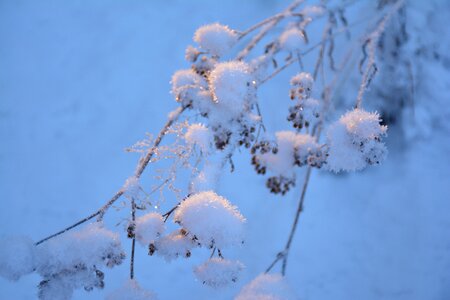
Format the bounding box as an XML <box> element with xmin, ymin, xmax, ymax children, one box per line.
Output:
<box><xmin>174</xmin><ymin>191</ymin><xmax>246</xmax><ymax>248</ymax></box>
<box><xmin>194</xmin><ymin>258</ymin><xmax>244</xmax><ymax>288</ymax></box>
<box><xmin>194</xmin><ymin>23</ymin><xmax>238</xmax><ymax>57</ymax></box>
<box><xmin>326</xmin><ymin>108</ymin><xmax>387</xmax><ymax>172</ymax></box>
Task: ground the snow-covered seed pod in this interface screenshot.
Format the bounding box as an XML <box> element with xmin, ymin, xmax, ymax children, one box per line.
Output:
<box><xmin>326</xmin><ymin>108</ymin><xmax>387</xmax><ymax>172</ymax></box>
<box><xmin>212</xmin><ymin>127</ymin><xmax>232</xmax><ymax>150</ymax></box>
<box><xmin>266</xmin><ymin>176</ymin><xmax>295</xmax><ymax>195</ymax></box>
<box><xmin>289</xmin><ymin>72</ymin><xmax>314</xmax><ymax>100</ymax></box>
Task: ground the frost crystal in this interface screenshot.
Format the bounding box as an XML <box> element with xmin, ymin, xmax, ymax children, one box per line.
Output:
<box><xmin>326</xmin><ymin>109</ymin><xmax>387</xmax><ymax>172</ymax></box>
<box><xmin>194</xmin><ymin>258</ymin><xmax>244</xmax><ymax>288</ymax></box>
<box><xmin>279</xmin><ymin>27</ymin><xmax>305</xmax><ymax>51</ymax></box>
<box><xmin>208</xmin><ymin>61</ymin><xmax>254</xmax><ymax>123</ymax></box>
<box><xmin>106</xmin><ymin>280</ymin><xmax>158</xmax><ymax>300</ymax></box>
<box><xmin>235</xmin><ymin>273</ymin><xmax>298</xmax><ymax>300</ymax></box>
<box><xmin>194</xmin><ymin>23</ymin><xmax>238</xmax><ymax>57</ymax></box>
<box><xmin>150</xmin><ymin>229</ymin><xmax>198</xmax><ymax>261</ymax></box>
<box><xmin>174</xmin><ymin>191</ymin><xmax>246</xmax><ymax>248</ymax></box>
<box><xmin>185</xmin><ymin>123</ymin><xmax>213</xmax><ymax>152</ymax></box>
<box><xmin>134</xmin><ymin>212</ymin><xmax>165</xmax><ymax>246</ymax></box>
<box><xmin>0</xmin><ymin>235</ymin><xmax>36</xmax><ymax>281</ymax></box>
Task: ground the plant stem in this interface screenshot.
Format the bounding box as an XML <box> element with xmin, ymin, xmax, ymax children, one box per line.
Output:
<box><xmin>130</xmin><ymin>198</ymin><xmax>136</xmax><ymax>280</ymax></box>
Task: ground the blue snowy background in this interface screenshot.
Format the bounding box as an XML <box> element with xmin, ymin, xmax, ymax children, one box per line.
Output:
<box><xmin>1</xmin><ymin>0</ymin><xmax>449</xmax><ymax>299</ymax></box>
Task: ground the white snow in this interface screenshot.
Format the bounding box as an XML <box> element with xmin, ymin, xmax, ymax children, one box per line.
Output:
<box><xmin>0</xmin><ymin>235</ymin><xmax>36</xmax><ymax>281</ymax></box>
<box><xmin>290</xmin><ymin>72</ymin><xmax>314</xmax><ymax>100</ymax></box>
<box><xmin>301</xmin><ymin>98</ymin><xmax>320</xmax><ymax>123</ymax></box>
<box><xmin>257</xmin><ymin>131</ymin><xmax>321</xmax><ymax>175</ymax></box>
<box><xmin>208</xmin><ymin>61</ymin><xmax>254</xmax><ymax>123</ymax></box>
<box><xmin>326</xmin><ymin>109</ymin><xmax>387</xmax><ymax>172</ymax></box>
<box><xmin>194</xmin><ymin>23</ymin><xmax>238</xmax><ymax>57</ymax></box>
<box><xmin>171</xmin><ymin>69</ymin><xmax>208</xmax><ymax>106</ymax></box>
<box><xmin>32</xmin><ymin>223</ymin><xmax>125</xmax><ymax>299</ymax></box>
<box><xmin>1</xmin><ymin>1</ymin><xmax>450</xmax><ymax>299</ymax></box>
<box><xmin>300</xmin><ymin>5</ymin><xmax>325</xmax><ymax>18</ymax></box>
<box><xmin>194</xmin><ymin>258</ymin><xmax>244</xmax><ymax>288</ymax></box>
<box><xmin>151</xmin><ymin>229</ymin><xmax>198</xmax><ymax>262</ymax></box>
<box><xmin>173</xmin><ymin>191</ymin><xmax>246</xmax><ymax>248</ymax></box>
<box><xmin>134</xmin><ymin>212</ymin><xmax>165</xmax><ymax>246</ymax></box>
<box><xmin>123</xmin><ymin>176</ymin><xmax>141</xmax><ymax>199</ymax></box>
<box><xmin>279</xmin><ymin>27</ymin><xmax>305</xmax><ymax>51</ymax></box>
<box><xmin>185</xmin><ymin>123</ymin><xmax>213</xmax><ymax>153</ymax></box>
<box><xmin>35</xmin><ymin>223</ymin><xmax>125</xmax><ymax>276</ymax></box>
<box><xmin>235</xmin><ymin>273</ymin><xmax>298</xmax><ymax>300</ymax></box>
<box><xmin>106</xmin><ymin>280</ymin><xmax>157</xmax><ymax>300</ymax></box>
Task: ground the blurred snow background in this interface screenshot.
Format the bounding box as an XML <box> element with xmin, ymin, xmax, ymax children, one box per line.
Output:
<box><xmin>0</xmin><ymin>0</ymin><xmax>449</xmax><ymax>299</ymax></box>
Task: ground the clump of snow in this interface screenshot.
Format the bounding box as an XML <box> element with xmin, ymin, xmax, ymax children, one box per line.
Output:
<box><xmin>185</xmin><ymin>45</ymin><xmax>201</xmax><ymax>62</ymax></box>
<box><xmin>38</xmin><ymin>267</ymin><xmax>104</xmax><ymax>300</ymax></box>
<box><xmin>235</xmin><ymin>273</ymin><xmax>298</xmax><ymax>300</ymax></box>
<box><xmin>185</xmin><ymin>123</ymin><xmax>213</xmax><ymax>153</ymax></box>
<box><xmin>173</xmin><ymin>191</ymin><xmax>246</xmax><ymax>248</ymax></box>
<box><xmin>150</xmin><ymin>229</ymin><xmax>198</xmax><ymax>262</ymax></box>
<box><xmin>279</xmin><ymin>27</ymin><xmax>305</xmax><ymax>51</ymax></box>
<box><xmin>35</xmin><ymin>223</ymin><xmax>125</xmax><ymax>276</ymax></box>
<box><xmin>257</xmin><ymin>131</ymin><xmax>322</xmax><ymax>175</ymax></box>
<box><xmin>287</xmin><ymin>98</ymin><xmax>321</xmax><ymax>130</ymax></box>
<box><xmin>124</xmin><ymin>176</ymin><xmax>141</xmax><ymax>199</ymax></box>
<box><xmin>106</xmin><ymin>280</ymin><xmax>158</xmax><ymax>300</ymax></box>
<box><xmin>249</xmin><ymin>55</ymin><xmax>271</xmax><ymax>82</ymax></box>
<box><xmin>35</xmin><ymin>223</ymin><xmax>125</xmax><ymax>299</ymax></box>
<box><xmin>194</xmin><ymin>23</ymin><xmax>238</xmax><ymax>57</ymax></box>
<box><xmin>326</xmin><ymin>109</ymin><xmax>387</xmax><ymax>172</ymax></box>
<box><xmin>194</xmin><ymin>258</ymin><xmax>244</xmax><ymax>288</ymax></box>
<box><xmin>208</xmin><ymin>61</ymin><xmax>255</xmax><ymax>123</ymax></box>
<box><xmin>290</xmin><ymin>72</ymin><xmax>314</xmax><ymax>100</ymax></box>
<box><xmin>171</xmin><ymin>69</ymin><xmax>208</xmax><ymax>107</ymax></box>
<box><xmin>0</xmin><ymin>235</ymin><xmax>36</xmax><ymax>281</ymax></box>
<box><xmin>300</xmin><ymin>5</ymin><xmax>325</xmax><ymax>18</ymax></box>
<box><xmin>134</xmin><ymin>212</ymin><xmax>165</xmax><ymax>246</ymax></box>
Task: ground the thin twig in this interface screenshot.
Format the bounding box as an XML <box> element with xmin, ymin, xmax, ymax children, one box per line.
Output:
<box><xmin>237</xmin><ymin>0</ymin><xmax>304</xmax><ymax>60</ymax></box>
<box><xmin>265</xmin><ymin>39</ymin><xmax>356</xmax><ymax>276</ymax></box>
<box><xmin>35</xmin><ymin>106</ymin><xmax>187</xmax><ymax>246</ymax></box>
<box><xmin>281</xmin><ymin>166</ymin><xmax>312</xmax><ymax>275</ymax></box>
<box><xmin>356</xmin><ymin>0</ymin><xmax>404</xmax><ymax>108</ymax></box>
<box><xmin>260</xmin><ymin>16</ymin><xmax>371</xmax><ymax>85</ymax></box>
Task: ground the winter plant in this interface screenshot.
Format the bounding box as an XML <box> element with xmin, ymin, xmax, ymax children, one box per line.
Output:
<box><xmin>0</xmin><ymin>0</ymin><xmax>406</xmax><ymax>299</ymax></box>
